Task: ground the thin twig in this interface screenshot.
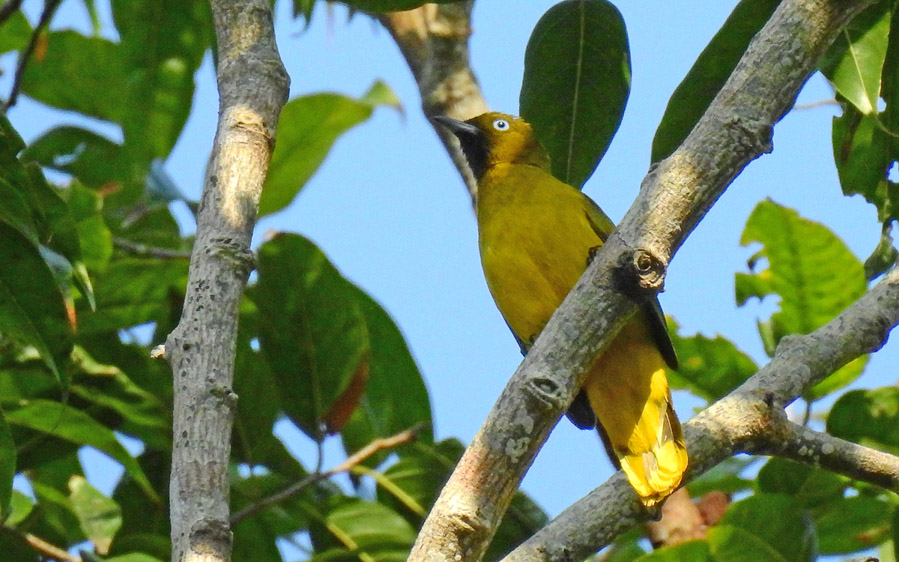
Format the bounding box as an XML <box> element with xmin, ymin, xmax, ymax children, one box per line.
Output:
<box><xmin>113</xmin><ymin>237</ymin><xmax>192</xmax><ymax>260</ymax></box>
<box><xmin>2</xmin><ymin>0</ymin><xmax>61</xmax><ymax>113</ymax></box>
<box><xmin>0</xmin><ymin>525</ymin><xmax>82</xmax><ymax>562</ymax></box>
<box><xmin>0</xmin><ymin>0</ymin><xmax>23</xmax><ymax>27</ymax></box>
<box><xmin>792</xmin><ymin>98</ymin><xmax>839</xmax><ymax>110</ymax></box>
<box><xmin>230</xmin><ymin>424</ymin><xmax>424</xmax><ymax>526</ymax></box>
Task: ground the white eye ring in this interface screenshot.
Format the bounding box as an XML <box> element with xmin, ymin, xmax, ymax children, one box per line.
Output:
<box><xmin>492</xmin><ymin>118</ymin><xmax>510</xmax><ymax>131</ymax></box>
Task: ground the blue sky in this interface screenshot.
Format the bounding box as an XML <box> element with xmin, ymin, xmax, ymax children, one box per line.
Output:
<box><xmin>5</xmin><ymin>0</ymin><xmax>897</xmax><ymax>538</ymax></box>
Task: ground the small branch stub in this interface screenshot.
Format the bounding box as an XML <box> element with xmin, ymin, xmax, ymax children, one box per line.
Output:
<box><xmin>614</xmin><ymin>247</ymin><xmax>667</xmax><ymax>299</ymax></box>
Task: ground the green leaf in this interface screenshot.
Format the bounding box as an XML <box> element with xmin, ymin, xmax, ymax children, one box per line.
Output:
<box><xmin>667</xmin><ymin>319</ymin><xmax>758</xmax><ymax>402</ymax></box>
<box><xmin>111</xmin><ymin>0</ymin><xmax>212</xmax><ymax>162</ymax></box>
<box><xmin>22</xmin><ymin>126</ymin><xmax>128</xmax><ymax>191</ymax></box>
<box><xmin>376</xmin><ymin>439</ymin><xmax>463</xmax><ymax>519</ymax></box>
<box><xmin>309</xmin><ymin>497</ymin><xmax>416</xmax><ymax>559</ymax></box>
<box><xmin>251</xmin><ymin>234</ymin><xmax>369</xmax><ymax>440</ymax></box>
<box><xmin>6</xmin><ymin>490</ymin><xmax>34</xmax><ymax>526</ymax></box>
<box><xmin>832</xmin><ymin>102</ymin><xmax>897</xmax><ymax>223</ymax></box>
<box><xmin>519</xmin><ymin>0</ymin><xmax>630</xmax><ymax>188</ymax></box>
<box><xmin>819</xmin><ymin>1</ymin><xmax>891</xmax><ymax>115</ymax></box>
<box><xmin>63</xmin><ymin>184</ymin><xmax>113</xmax><ymax>273</ymax></box>
<box><xmin>651</xmin><ymin>0</ymin><xmax>780</xmax><ymax>163</ymax></box>
<box><xmin>827</xmin><ymin>387</ymin><xmax>899</xmax><ymax>455</ymax></box>
<box><xmin>106</xmin><ymin>554</ymin><xmax>166</xmax><ymax>562</ymax></box>
<box><xmin>0</xmin><ymin>223</ymin><xmax>73</xmax><ymax>382</ymax></box>
<box><xmin>865</xmin><ymin>221</ymin><xmax>898</xmax><ymax>280</ymax></box>
<box><xmin>21</xmin><ymin>31</ymin><xmax>128</xmax><ymax>123</ymax></box>
<box><xmin>814</xmin><ymin>496</ymin><xmax>893</xmax><ymax>554</ymax></box>
<box><xmin>0</xmin><ymin>10</ymin><xmax>31</xmax><ymax>54</ymax></box>
<box><xmin>78</xmin><ymin>258</ymin><xmax>188</xmax><ymax>334</ymax></box>
<box><xmin>260</xmin><ymin>81</ymin><xmax>401</xmax><ymax>216</ymax></box>
<box><xmin>340</xmin><ymin>287</ymin><xmax>432</xmax><ymax>460</ymax></box>
<box><xmin>707</xmin><ymin>494</ymin><xmax>817</xmax><ymax>561</ymax></box>
<box><xmin>5</xmin><ymin>400</ymin><xmax>158</xmax><ymax>500</ymax></box>
<box><xmin>735</xmin><ymin>200</ymin><xmax>868</xmax><ymax>399</ymax></box>
<box><xmin>756</xmin><ymin>458</ymin><xmax>846</xmax><ymax>508</ymax></box>
<box><xmin>0</xmin><ymin>408</ymin><xmax>13</xmax><ymax>517</ymax></box>
<box><xmin>488</xmin><ymin>490</ymin><xmax>549</xmax><ymax>561</ymax></box>
<box><xmin>635</xmin><ymin>540</ymin><xmax>710</xmax><ymax>562</ymax></box>
<box><xmin>68</xmin><ymin>475</ymin><xmax>122</xmax><ymax>555</ymax></box>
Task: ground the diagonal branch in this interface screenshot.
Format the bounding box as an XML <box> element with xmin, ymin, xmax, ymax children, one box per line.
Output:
<box><xmin>506</xmin><ymin>265</ymin><xmax>899</xmax><ymax>560</ymax></box>
<box><xmin>379</xmin><ymin>2</ymin><xmax>487</xmax><ymax>204</ymax></box>
<box><xmin>407</xmin><ymin>0</ymin><xmax>876</xmax><ymax>560</ymax></box>
<box><xmin>164</xmin><ymin>1</ymin><xmax>289</xmax><ymax>560</ymax></box>
<box><xmin>1</xmin><ymin>0</ymin><xmax>61</xmax><ymax>113</ymax></box>
<box><xmin>230</xmin><ymin>425</ymin><xmax>423</xmax><ymax>526</ymax></box>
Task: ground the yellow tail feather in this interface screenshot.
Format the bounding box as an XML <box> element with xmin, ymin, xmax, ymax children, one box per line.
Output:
<box><xmin>584</xmin><ymin>322</ymin><xmax>688</xmax><ymax>507</ymax></box>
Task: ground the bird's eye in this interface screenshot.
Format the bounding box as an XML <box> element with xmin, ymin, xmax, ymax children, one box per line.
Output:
<box><xmin>492</xmin><ymin>119</ymin><xmax>510</xmax><ymax>131</ymax></box>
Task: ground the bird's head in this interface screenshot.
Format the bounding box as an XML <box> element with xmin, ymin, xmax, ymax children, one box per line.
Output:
<box><xmin>433</xmin><ymin>112</ymin><xmax>550</xmax><ymax>179</ymax></box>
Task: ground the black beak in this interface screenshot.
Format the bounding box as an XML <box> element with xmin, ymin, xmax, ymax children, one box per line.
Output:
<box><xmin>431</xmin><ymin>116</ymin><xmax>488</xmax><ymax>179</ymax></box>
<box><xmin>432</xmin><ymin>115</ymin><xmax>481</xmax><ymax>140</ymax></box>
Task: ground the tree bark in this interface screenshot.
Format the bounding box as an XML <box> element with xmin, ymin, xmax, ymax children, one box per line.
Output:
<box><xmin>406</xmin><ymin>0</ymin><xmax>876</xmax><ymax>560</ymax></box>
<box><xmin>165</xmin><ymin>1</ymin><xmax>289</xmax><ymax>560</ymax></box>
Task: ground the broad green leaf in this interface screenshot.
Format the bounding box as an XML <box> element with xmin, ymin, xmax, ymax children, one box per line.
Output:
<box><xmin>832</xmin><ymin>103</ymin><xmax>897</xmax><ymax>223</ymax></box>
<box><xmin>260</xmin><ymin>81</ymin><xmax>402</xmax><ymax>216</ymax></box>
<box><xmin>520</xmin><ymin>0</ymin><xmax>630</xmax><ymax>188</ymax></box>
<box><xmin>488</xmin><ymin>490</ymin><xmax>549</xmax><ymax>561</ymax></box>
<box><xmin>21</xmin><ymin>31</ymin><xmax>128</xmax><ymax>123</ymax></box>
<box><xmin>377</xmin><ymin>439</ymin><xmax>464</xmax><ymax>519</ymax></box>
<box><xmin>707</xmin><ymin>494</ymin><xmax>817</xmax><ymax>562</ymax></box>
<box><xmin>883</xmin><ymin>4</ymin><xmax>899</xmax><ymax>137</ymax></box>
<box><xmin>106</xmin><ymin>555</ymin><xmax>165</xmax><ymax>562</ymax></box>
<box><xmin>815</xmin><ymin>496</ymin><xmax>893</xmax><ymax>554</ymax></box>
<box><xmin>32</xmin><ymin>480</ymin><xmax>86</xmax><ymax>545</ymax></box>
<box><xmin>667</xmin><ymin>319</ymin><xmax>758</xmax><ymax>402</ymax></box>
<box><xmin>756</xmin><ymin>458</ymin><xmax>846</xmax><ymax>508</ymax></box>
<box><xmin>309</xmin><ymin>497</ymin><xmax>416</xmax><ymax>559</ymax></box>
<box><xmin>0</xmin><ymin>408</ymin><xmax>13</xmax><ymax>516</ymax></box>
<box><xmin>251</xmin><ymin>234</ymin><xmax>369</xmax><ymax>440</ymax></box>
<box><xmin>78</xmin><ymin>258</ymin><xmax>188</xmax><ymax>334</ymax></box>
<box><xmin>0</xmin><ymin>223</ymin><xmax>73</xmax><ymax>382</ymax></box>
<box><xmin>0</xmin><ymin>11</ymin><xmax>31</xmax><ymax>54</ymax></box>
<box><xmin>635</xmin><ymin>540</ymin><xmax>710</xmax><ymax>562</ymax></box>
<box><xmin>651</xmin><ymin>0</ymin><xmax>780</xmax><ymax>163</ymax></box>
<box><xmin>735</xmin><ymin>200</ymin><xmax>868</xmax><ymax>399</ymax></box>
<box><xmin>6</xmin><ymin>490</ymin><xmax>34</xmax><ymax>526</ymax></box>
<box><xmin>111</xmin><ymin>0</ymin><xmax>212</xmax><ymax>162</ymax></box>
<box><xmin>819</xmin><ymin>1</ymin><xmax>891</xmax><ymax>115</ymax></box>
<box><xmin>827</xmin><ymin>387</ymin><xmax>899</xmax><ymax>455</ymax></box>
<box><xmin>68</xmin><ymin>475</ymin><xmax>122</xmax><ymax>555</ymax></box>
<box><xmin>63</xmin><ymin>184</ymin><xmax>113</xmax><ymax>273</ymax></box>
<box><xmin>5</xmin><ymin>400</ymin><xmax>157</xmax><ymax>500</ymax></box>
<box><xmin>340</xmin><ymin>287</ymin><xmax>432</xmax><ymax>461</ymax></box>
<box><xmin>22</xmin><ymin>126</ymin><xmax>128</xmax><ymax>191</ymax></box>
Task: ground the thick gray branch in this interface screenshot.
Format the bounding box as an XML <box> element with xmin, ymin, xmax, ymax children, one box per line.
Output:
<box><xmin>379</xmin><ymin>2</ymin><xmax>487</xmax><ymax>204</ymax></box>
<box><xmin>506</xmin><ymin>266</ymin><xmax>899</xmax><ymax>560</ymax></box>
<box><xmin>407</xmin><ymin>0</ymin><xmax>875</xmax><ymax>560</ymax></box>
<box><xmin>165</xmin><ymin>1</ymin><xmax>289</xmax><ymax>560</ymax></box>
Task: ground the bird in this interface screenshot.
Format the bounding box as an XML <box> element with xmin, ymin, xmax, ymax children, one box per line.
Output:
<box><xmin>434</xmin><ymin>112</ymin><xmax>687</xmax><ymax>507</ymax></box>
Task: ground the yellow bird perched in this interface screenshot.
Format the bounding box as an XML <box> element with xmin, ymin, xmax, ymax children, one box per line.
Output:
<box><xmin>435</xmin><ymin>112</ymin><xmax>687</xmax><ymax>506</ymax></box>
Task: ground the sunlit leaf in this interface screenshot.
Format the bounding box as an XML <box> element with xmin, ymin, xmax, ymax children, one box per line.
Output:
<box><xmin>735</xmin><ymin>200</ymin><xmax>868</xmax><ymax>399</ymax></box>
<box><xmin>260</xmin><ymin>81</ymin><xmax>401</xmax><ymax>216</ymax></box>
<box><xmin>819</xmin><ymin>1</ymin><xmax>891</xmax><ymax>115</ymax></box>
<box><xmin>520</xmin><ymin>0</ymin><xmax>630</xmax><ymax>188</ymax></box>
<box><xmin>69</xmin><ymin>475</ymin><xmax>122</xmax><ymax>555</ymax></box>
<box><xmin>651</xmin><ymin>0</ymin><xmax>780</xmax><ymax>163</ymax></box>
<box><xmin>251</xmin><ymin>234</ymin><xmax>369</xmax><ymax>440</ymax></box>
<box><xmin>0</xmin><ymin>10</ymin><xmax>31</xmax><ymax>54</ymax></box>
<box><xmin>6</xmin><ymin>400</ymin><xmax>157</xmax><ymax>500</ymax></box>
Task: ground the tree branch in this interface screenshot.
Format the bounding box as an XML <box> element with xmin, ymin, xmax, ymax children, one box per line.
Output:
<box><xmin>165</xmin><ymin>1</ymin><xmax>289</xmax><ymax>560</ymax></box>
<box><xmin>113</xmin><ymin>237</ymin><xmax>192</xmax><ymax>260</ymax></box>
<box><xmin>230</xmin><ymin>425</ymin><xmax>423</xmax><ymax>526</ymax></box>
<box><xmin>505</xmin><ymin>265</ymin><xmax>899</xmax><ymax>560</ymax></box>
<box><xmin>1</xmin><ymin>0</ymin><xmax>61</xmax><ymax>113</ymax></box>
<box><xmin>407</xmin><ymin>0</ymin><xmax>875</xmax><ymax>560</ymax></box>
<box><xmin>379</xmin><ymin>2</ymin><xmax>487</xmax><ymax>205</ymax></box>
